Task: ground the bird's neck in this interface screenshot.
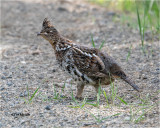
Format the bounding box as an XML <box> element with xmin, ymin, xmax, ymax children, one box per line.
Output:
<box><xmin>48</xmin><ymin>35</ymin><xmax>65</xmax><ymax>49</ymax></box>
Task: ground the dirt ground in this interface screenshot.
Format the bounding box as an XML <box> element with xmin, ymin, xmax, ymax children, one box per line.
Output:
<box><xmin>0</xmin><ymin>0</ymin><xmax>159</xmax><ymax>127</ymax></box>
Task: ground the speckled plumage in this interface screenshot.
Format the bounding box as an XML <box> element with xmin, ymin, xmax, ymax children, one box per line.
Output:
<box><xmin>38</xmin><ymin>18</ymin><xmax>140</xmax><ymax>98</ymax></box>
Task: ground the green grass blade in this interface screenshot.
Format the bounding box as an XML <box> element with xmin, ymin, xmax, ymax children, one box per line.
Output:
<box><xmin>99</xmin><ymin>40</ymin><xmax>105</xmax><ymax>50</ymax></box>
<box><xmin>117</xmin><ymin>96</ymin><xmax>128</xmax><ymax>105</ymax></box>
<box><xmin>68</xmin><ymin>105</ymin><xmax>80</xmax><ymax>108</ymax></box>
<box><xmin>29</xmin><ymin>87</ymin><xmax>39</xmax><ymax>103</ymax></box>
<box><xmin>85</xmin><ymin>109</ymin><xmax>101</xmax><ymax>122</ymax></box>
<box><xmin>71</xmin><ymin>89</ymin><xmax>78</xmax><ymax>104</ymax></box>
<box><xmin>101</xmin><ymin>113</ymin><xmax>121</xmax><ymax>121</ymax></box>
<box><xmin>96</xmin><ymin>86</ymin><xmax>101</xmax><ymax>107</ymax></box>
<box><xmin>103</xmin><ymin>90</ymin><xmax>109</xmax><ymax>106</ymax></box>
<box><xmin>91</xmin><ymin>34</ymin><xmax>96</xmax><ymax>48</ymax></box>
<box><xmin>27</xmin><ymin>85</ymin><xmax>29</xmax><ymax>100</ymax></box>
<box><xmin>134</xmin><ymin>105</ymin><xmax>154</xmax><ymax>123</ymax></box>
<box><xmin>86</xmin><ymin>102</ymin><xmax>98</xmax><ymax>107</ymax></box>
<box><xmin>81</xmin><ymin>97</ymin><xmax>87</xmax><ymax>108</ymax></box>
<box><xmin>126</xmin><ymin>44</ymin><xmax>132</xmax><ymax>61</ymax></box>
<box><xmin>136</xmin><ymin>4</ymin><xmax>142</xmax><ymax>39</ymax></box>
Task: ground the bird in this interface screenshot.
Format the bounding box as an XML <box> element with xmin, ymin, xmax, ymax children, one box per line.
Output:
<box><xmin>37</xmin><ymin>18</ymin><xmax>140</xmax><ymax>99</ymax></box>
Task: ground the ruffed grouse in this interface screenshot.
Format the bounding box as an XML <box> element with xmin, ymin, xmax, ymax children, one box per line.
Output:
<box><xmin>37</xmin><ymin>18</ymin><xmax>140</xmax><ymax>98</ymax></box>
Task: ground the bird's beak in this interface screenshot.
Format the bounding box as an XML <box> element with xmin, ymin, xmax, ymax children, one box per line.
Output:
<box><xmin>37</xmin><ymin>32</ymin><xmax>41</xmax><ymax>36</ymax></box>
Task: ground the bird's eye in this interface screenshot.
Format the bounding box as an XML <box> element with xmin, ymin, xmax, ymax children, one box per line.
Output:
<box><xmin>46</xmin><ymin>30</ymin><xmax>53</xmax><ymax>33</ymax></box>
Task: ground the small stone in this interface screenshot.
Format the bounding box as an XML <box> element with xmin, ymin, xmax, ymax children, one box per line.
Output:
<box><xmin>38</xmin><ymin>75</ymin><xmax>44</xmax><ymax>79</ymax></box>
<box><xmin>84</xmin><ymin>114</ymin><xmax>88</xmax><ymax>118</ymax></box>
<box><xmin>60</xmin><ymin>95</ymin><xmax>65</xmax><ymax>98</ymax></box>
<box><xmin>4</xmin><ymin>66</ymin><xmax>8</xmax><ymax>69</ymax></box>
<box><xmin>57</xmin><ymin>7</ymin><xmax>68</xmax><ymax>12</ymax></box>
<box><xmin>152</xmin><ymin>79</ymin><xmax>159</xmax><ymax>84</ymax></box>
<box><xmin>7</xmin><ymin>75</ymin><xmax>12</xmax><ymax>78</ymax></box>
<box><xmin>141</xmin><ymin>74</ymin><xmax>147</xmax><ymax>79</ymax></box>
<box><xmin>1</xmin><ymin>87</ymin><xmax>5</xmax><ymax>91</ymax></box>
<box><xmin>1</xmin><ymin>76</ymin><xmax>6</xmax><ymax>80</ymax></box>
<box><xmin>52</xmin><ymin>69</ymin><xmax>56</xmax><ymax>72</ymax></box>
<box><xmin>83</xmin><ymin>123</ymin><xmax>93</xmax><ymax>126</ymax></box>
<box><xmin>3</xmin><ymin>72</ymin><xmax>8</xmax><ymax>76</ymax></box>
<box><xmin>107</xmin><ymin>12</ymin><xmax>116</xmax><ymax>16</ymax></box>
<box><xmin>124</xmin><ymin>116</ymin><xmax>130</xmax><ymax>121</ymax></box>
<box><xmin>23</xmin><ymin>71</ymin><xmax>27</xmax><ymax>74</ymax></box>
<box><xmin>19</xmin><ymin>91</ymin><xmax>28</xmax><ymax>97</ymax></box>
<box><xmin>101</xmin><ymin>126</ymin><xmax>107</xmax><ymax>128</ymax></box>
<box><xmin>45</xmin><ymin>105</ymin><xmax>51</xmax><ymax>110</ymax></box>
<box><xmin>142</xmin><ymin>76</ymin><xmax>147</xmax><ymax>79</ymax></box>
<box><xmin>7</xmin><ymin>81</ymin><xmax>13</xmax><ymax>86</ymax></box>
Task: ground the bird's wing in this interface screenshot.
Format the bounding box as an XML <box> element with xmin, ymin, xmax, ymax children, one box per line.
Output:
<box><xmin>71</xmin><ymin>46</ymin><xmax>107</xmax><ymax>77</ymax></box>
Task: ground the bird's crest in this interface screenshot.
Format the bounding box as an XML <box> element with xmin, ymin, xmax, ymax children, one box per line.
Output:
<box><xmin>42</xmin><ymin>18</ymin><xmax>53</xmax><ymax>29</ymax></box>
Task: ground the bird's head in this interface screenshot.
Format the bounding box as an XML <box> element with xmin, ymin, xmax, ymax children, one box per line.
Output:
<box><xmin>37</xmin><ymin>18</ymin><xmax>60</xmax><ymax>44</ymax></box>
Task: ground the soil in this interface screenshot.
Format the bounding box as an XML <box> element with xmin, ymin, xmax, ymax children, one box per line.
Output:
<box><xmin>0</xmin><ymin>0</ymin><xmax>159</xmax><ymax>128</ymax></box>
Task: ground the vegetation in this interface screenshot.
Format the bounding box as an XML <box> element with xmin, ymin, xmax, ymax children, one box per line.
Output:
<box><xmin>89</xmin><ymin>0</ymin><xmax>159</xmax><ymax>53</ymax></box>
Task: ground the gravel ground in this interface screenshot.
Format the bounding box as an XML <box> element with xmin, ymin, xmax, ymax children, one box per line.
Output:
<box><xmin>0</xmin><ymin>0</ymin><xmax>159</xmax><ymax>127</ymax></box>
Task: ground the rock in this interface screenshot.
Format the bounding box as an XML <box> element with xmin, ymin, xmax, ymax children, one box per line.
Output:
<box><xmin>19</xmin><ymin>91</ymin><xmax>28</xmax><ymax>97</ymax></box>
<box><xmin>124</xmin><ymin>116</ymin><xmax>130</xmax><ymax>121</ymax></box>
<box><xmin>1</xmin><ymin>76</ymin><xmax>6</xmax><ymax>80</ymax></box>
<box><xmin>107</xmin><ymin>12</ymin><xmax>116</xmax><ymax>16</ymax></box>
<box><xmin>1</xmin><ymin>87</ymin><xmax>5</xmax><ymax>91</ymax></box>
<box><xmin>1</xmin><ymin>75</ymin><xmax>12</xmax><ymax>79</ymax></box>
<box><xmin>142</xmin><ymin>76</ymin><xmax>147</xmax><ymax>79</ymax></box>
<box><xmin>23</xmin><ymin>71</ymin><xmax>27</xmax><ymax>74</ymax></box>
<box><xmin>7</xmin><ymin>75</ymin><xmax>12</xmax><ymax>78</ymax></box>
<box><xmin>101</xmin><ymin>126</ymin><xmax>107</xmax><ymax>128</ymax></box>
<box><xmin>57</xmin><ymin>7</ymin><xmax>68</xmax><ymax>12</ymax></box>
<box><xmin>83</xmin><ymin>122</ymin><xmax>94</xmax><ymax>126</ymax></box>
<box><xmin>45</xmin><ymin>105</ymin><xmax>51</xmax><ymax>110</ymax></box>
<box><xmin>151</xmin><ymin>79</ymin><xmax>159</xmax><ymax>84</ymax></box>
<box><xmin>38</xmin><ymin>75</ymin><xmax>44</xmax><ymax>79</ymax></box>
<box><xmin>7</xmin><ymin>81</ymin><xmax>13</xmax><ymax>86</ymax></box>
<box><xmin>52</xmin><ymin>69</ymin><xmax>56</xmax><ymax>72</ymax></box>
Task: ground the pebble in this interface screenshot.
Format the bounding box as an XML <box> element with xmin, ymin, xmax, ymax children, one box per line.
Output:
<box><xmin>156</xmin><ymin>68</ymin><xmax>160</xmax><ymax>71</ymax></box>
<box><xmin>45</xmin><ymin>105</ymin><xmax>51</xmax><ymax>110</ymax></box>
<box><xmin>52</xmin><ymin>69</ymin><xmax>56</xmax><ymax>72</ymax></box>
<box><xmin>107</xmin><ymin>12</ymin><xmax>116</xmax><ymax>16</ymax></box>
<box><xmin>1</xmin><ymin>87</ymin><xmax>5</xmax><ymax>91</ymax></box>
<box><xmin>1</xmin><ymin>75</ymin><xmax>12</xmax><ymax>79</ymax></box>
<box><xmin>1</xmin><ymin>76</ymin><xmax>6</xmax><ymax>80</ymax></box>
<box><xmin>19</xmin><ymin>91</ymin><xmax>28</xmax><ymax>97</ymax></box>
<box><xmin>38</xmin><ymin>75</ymin><xmax>44</xmax><ymax>79</ymax></box>
<box><xmin>57</xmin><ymin>7</ymin><xmax>68</xmax><ymax>12</ymax></box>
<box><xmin>23</xmin><ymin>71</ymin><xmax>27</xmax><ymax>74</ymax></box>
<box><xmin>101</xmin><ymin>126</ymin><xmax>107</xmax><ymax>128</ymax></box>
<box><xmin>142</xmin><ymin>76</ymin><xmax>147</xmax><ymax>79</ymax></box>
<box><xmin>7</xmin><ymin>75</ymin><xmax>12</xmax><ymax>78</ymax></box>
<box><xmin>83</xmin><ymin>123</ymin><xmax>94</xmax><ymax>126</ymax></box>
<box><xmin>152</xmin><ymin>79</ymin><xmax>159</xmax><ymax>84</ymax></box>
<box><xmin>7</xmin><ymin>81</ymin><xmax>13</xmax><ymax>86</ymax></box>
<box><xmin>124</xmin><ymin>116</ymin><xmax>130</xmax><ymax>121</ymax></box>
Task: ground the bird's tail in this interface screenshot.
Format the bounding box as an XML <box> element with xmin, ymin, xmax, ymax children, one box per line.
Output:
<box><xmin>113</xmin><ymin>70</ymin><xmax>140</xmax><ymax>92</ymax></box>
<box><xmin>122</xmin><ymin>76</ymin><xmax>140</xmax><ymax>92</ymax></box>
<box><xmin>109</xmin><ymin>63</ymin><xmax>141</xmax><ymax>92</ymax></box>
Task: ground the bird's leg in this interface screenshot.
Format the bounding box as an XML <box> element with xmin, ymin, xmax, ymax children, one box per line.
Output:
<box><xmin>76</xmin><ymin>82</ymin><xmax>85</xmax><ymax>99</ymax></box>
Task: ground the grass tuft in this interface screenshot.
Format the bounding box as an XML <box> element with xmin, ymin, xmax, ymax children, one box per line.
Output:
<box><xmin>22</xmin><ymin>86</ymin><xmax>40</xmax><ymax>104</ymax></box>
